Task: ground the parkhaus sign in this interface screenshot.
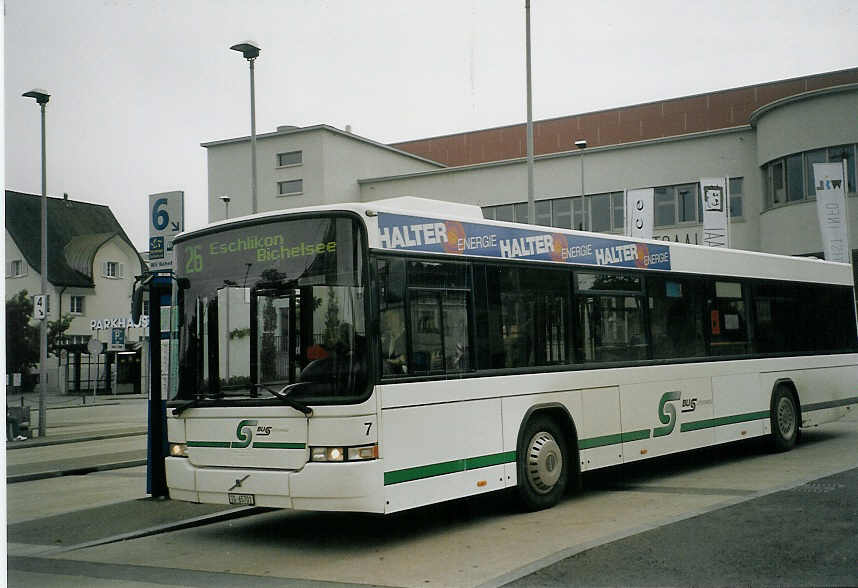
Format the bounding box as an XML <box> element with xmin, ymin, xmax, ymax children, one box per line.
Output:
<box><xmin>90</xmin><ymin>316</ymin><xmax>149</xmax><ymax>331</ymax></box>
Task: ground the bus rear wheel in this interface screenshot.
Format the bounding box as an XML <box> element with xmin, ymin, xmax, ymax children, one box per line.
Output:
<box><xmin>771</xmin><ymin>386</ymin><xmax>799</xmax><ymax>452</ymax></box>
<box><xmin>517</xmin><ymin>415</ymin><xmax>568</xmax><ymax>511</ymax></box>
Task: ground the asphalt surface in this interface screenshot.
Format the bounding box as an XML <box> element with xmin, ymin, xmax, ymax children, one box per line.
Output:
<box><xmin>507</xmin><ymin>467</ymin><xmax>858</xmax><ymax>587</ymax></box>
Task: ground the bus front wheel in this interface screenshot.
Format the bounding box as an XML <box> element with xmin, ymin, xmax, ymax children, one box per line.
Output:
<box><xmin>517</xmin><ymin>415</ymin><xmax>568</xmax><ymax>511</ymax></box>
<box><xmin>770</xmin><ymin>386</ymin><xmax>799</xmax><ymax>452</ymax></box>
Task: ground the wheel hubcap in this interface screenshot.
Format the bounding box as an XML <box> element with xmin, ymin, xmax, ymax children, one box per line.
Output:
<box><xmin>777</xmin><ymin>396</ymin><xmax>796</xmax><ymax>439</ymax></box>
<box><xmin>526</xmin><ymin>431</ymin><xmax>562</xmax><ymax>494</ymax></box>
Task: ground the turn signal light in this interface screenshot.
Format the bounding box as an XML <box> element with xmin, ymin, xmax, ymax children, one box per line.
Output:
<box><xmin>169</xmin><ymin>443</ymin><xmax>187</xmax><ymax>457</ymax></box>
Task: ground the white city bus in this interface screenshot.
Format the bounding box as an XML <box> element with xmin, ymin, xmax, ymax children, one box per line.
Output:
<box><xmin>164</xmin><ymin>197</ymin><xmax>858</xmax><ymax>513</ymax></box>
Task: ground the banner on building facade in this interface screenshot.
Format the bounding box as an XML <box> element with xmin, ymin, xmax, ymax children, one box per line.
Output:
<box><xmin>624</xmin><ymin>188</ymin><xmax>654</xmax><ymax>239</ymax></box>
<box><xmin>700</xmin><ymin>177</ymin><xmax>729</xmax><ymax>248</ymax></box>
<box><xmin>812</xmin><ymin>162</ymin><xmax>850</xmax><ymax>263</ymax></box>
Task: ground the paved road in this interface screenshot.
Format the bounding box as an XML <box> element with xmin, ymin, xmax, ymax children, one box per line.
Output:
<box><xmin>6</xmin><ymin>404</ymin><xmax>858</xmax><ymax>587</ymax></box>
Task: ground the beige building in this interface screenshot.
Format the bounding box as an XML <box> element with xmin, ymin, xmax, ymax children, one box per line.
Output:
<box><xmin>5</xmin><ymin>191</ymin><xmax>147</xmax><ymax>394</ymax></box>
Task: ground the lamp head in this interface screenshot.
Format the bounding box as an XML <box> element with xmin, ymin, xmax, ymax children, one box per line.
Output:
<box><xmin>574</xmin><ymin>140</ymin><xmax>587</xmax><ymax>149</ymax></box>
<box><xmin>230</xmin><ymin>41</ymin><xmax>260</xmax><ymax>60</ymax></box>
<box><xmin>23</xmin><ymin>89</ymin><xmax>50</xmax><ymax>105</ymax></box>
<box><xmin>219</xmin><ymin>195</ymin><xmax>231</xmax><ymax>204</ymax></box>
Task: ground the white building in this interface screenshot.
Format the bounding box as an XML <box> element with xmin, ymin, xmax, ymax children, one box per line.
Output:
<box><xmin>5</xmin><ymin>191</ymin><xmax>147</xmax><ymax>394</ymax></box>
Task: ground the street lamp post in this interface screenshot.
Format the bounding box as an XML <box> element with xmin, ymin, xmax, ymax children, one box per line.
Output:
<box><xmin>23</xmin><ymin>88</ymin><xmax>50</xmax><ymax>438</ymax></box>
<box><xmin>230</xmin><ymin>41</ymin><xmax>261</xmax><ymax>215</ymax></box>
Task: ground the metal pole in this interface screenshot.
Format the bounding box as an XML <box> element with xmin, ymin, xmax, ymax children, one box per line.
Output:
<box><xmin>39</xmin><ymin>101</ymin><xmax>48</xmax><ymax>438</ymax></box>
<box><xmin>249</xmin><ymin>57</ymin><xmax>258</xmax><ymax>214</ymax></box>
<box><xmin>525</xmin><ymin>0</ymin><xmax>535</xmax><ymax>224</ymax></box>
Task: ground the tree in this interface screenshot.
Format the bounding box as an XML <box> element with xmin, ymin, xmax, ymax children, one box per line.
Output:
<box><xmin>6</xmin><ymin>290</ymin><xmax>74</xmax><ymax>378</ymax></box>
<box><xmin>5</xmin><ymin>291</ymin><xmax>39</xmax><ymax>376</ymax></box>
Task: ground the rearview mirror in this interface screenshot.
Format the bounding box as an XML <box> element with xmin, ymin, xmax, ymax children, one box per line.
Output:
<box><xmin>131</xmin><ymin>274</ymin><xmax>152</xmax><ymax>323</ymax></box>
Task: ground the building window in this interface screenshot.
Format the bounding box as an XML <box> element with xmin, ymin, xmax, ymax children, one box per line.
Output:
<box><xmin>70</xmin><ymin>295</ymin><xmax>85</xmax><ymax>314</ymax></box>
<box><xmin>729</xmin><ymin>177</ymin><xmax>744</xmax><ymax>218</ymax></box>
<box><xmin>7</xmin><ymin>259</ymin><xmax>27</xmax><ymax>277</ymax></box>
<box><xmin>676</xmin><ymin>183</ymin><xmax>698</xmax><ymax>223</ymax></box>
<box><xmin>102</xmin><ymin>261</ymin><xmax>124</xmax><ymax>278</ymax></box>
<box><xmin>276</xmin><ymin>150</ymin><xmax>302</xmax><ymax>167</ymax></box>
<box><xmin>277</xmin><ymin>179</ymin><xmax>303</xmax><ymax>196</ymax></box>
<box><xmin>654</xmin><ymin>186</ymin><xmax>676</xmax><ymax>227</ymax></box>
<box><xmin>765</xmin><ymin>144</ymin><xmax>857</xmax><ymax>209</ymax></box>
<box><xmin>143</xmin><ymin>300</ymin><xmax>150</xmax><ymax>317</ymax></box>
<box><xmin>589</xmin><ymin>193</ymin><xmax>612</xmax><ymax>232</ymax></box>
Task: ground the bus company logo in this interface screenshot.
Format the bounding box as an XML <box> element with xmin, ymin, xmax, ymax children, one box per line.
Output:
<box><xmin>653</xmin><ymin>391</ymin><xmax>681</xmax><ymax>437</ymax></box>
<box><xmin>231</xmin><ymin>419</ymin><xmax>258</xmax><ymax>448</ymax></box>
<box><xmin>378</xmin><ymin>221</ymin><xmax>448</xmax><ymax>249</ymax></box>
<box><xmin>681</xmin><ymin>397</ymin><xmax>698</xmax><ymax>413</ymax></box>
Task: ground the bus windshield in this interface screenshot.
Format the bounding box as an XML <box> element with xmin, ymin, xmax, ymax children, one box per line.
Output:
<box><xmin>172</xmin><ymin>215</ymin><xmax>368</xmax><ymax>405</ymax></box>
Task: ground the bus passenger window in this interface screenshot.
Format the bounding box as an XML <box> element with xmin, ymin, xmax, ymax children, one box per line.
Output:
<box><xmin>709</xmin><ymin>280</ymin><xmax>748</xmax><ymax>356</ymax></box>
<box><xmin>575</xmin><ymin>271</ymin><xmax>646</xmax><ymax>363</ymax></box>
<box><xmin>648</xmin><ymin>277</ymin><xmax>706</xmax><ymax>359</ymax></box>
<box><xmin>377</xmin><ymin>258</ymin><xmax>408</xmax><ymax>376</ymax></box>
<box><xmin>405</xmin><ymin>260</ymin><xmax>472</xmax><ymax>376</ymax></box>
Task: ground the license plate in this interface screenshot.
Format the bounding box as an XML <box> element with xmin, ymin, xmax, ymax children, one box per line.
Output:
<box><xmin>228</xmin><ymin>493</ymin><xmax>255</xmax><ymax>506</ymax></box>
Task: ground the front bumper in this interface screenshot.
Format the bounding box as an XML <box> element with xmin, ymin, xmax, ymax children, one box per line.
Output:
<box><xmin>166</xmin><ymin>457</ymin><xmax>385</xmax><ymax>513</ymax></box>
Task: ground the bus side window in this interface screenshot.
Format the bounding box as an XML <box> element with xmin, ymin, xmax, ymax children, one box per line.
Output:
<box><xmin>377</xmin><ymin>258</ymin><xmax>408</xmax><ymax>376</ymax></box>
<box><xmin>406</xmin><ymin>260</ymin><xmax>472</xmax><ymax>376</ymax></box>
<box><xmin>648</xmin><ymin>276</ymin><xmax>706</xmax><ymax>359</ymax></box>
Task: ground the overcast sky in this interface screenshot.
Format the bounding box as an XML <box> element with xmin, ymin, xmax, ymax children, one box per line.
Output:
<box><xmin>5</xmin><ymin>0</ymin><xmax>858</xmax><ymax>250</ymax></box>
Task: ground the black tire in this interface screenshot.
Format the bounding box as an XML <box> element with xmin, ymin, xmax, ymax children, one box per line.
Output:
<box><xmin>517</xmin><ymin>415</ymin><xmax>569</xmax><ymax>511</ymax></box>
<box><xmin>770</xmin><ymin>385</ymin><xmax>799</xmax><ymax>452</ymax></box>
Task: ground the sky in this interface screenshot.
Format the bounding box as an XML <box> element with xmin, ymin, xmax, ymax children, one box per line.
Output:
<box><xmin>4</xmin><ymin>0</ymin><xmax>858</xmax><ymax>251</ymax></box>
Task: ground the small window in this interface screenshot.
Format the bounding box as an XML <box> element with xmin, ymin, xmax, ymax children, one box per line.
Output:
<box><xmin>70</xmin><ymin>295</ymin><xmax>85</xmax><ymax>314</ymax></box>
<box><xmin>786</xmin><ymin>154</ymin><xmax>804</xmax><ymax>202</ymax></box>
<box><xmin>276</xmin><ymin>151</ymin><xmax>302</xmax><ymax>167</ymax></box>
<box><xmin>494</xmin><ymin>204</ymin><xmax>514</xmax><ymax>222</ymax></box>
<box><xmin>676</xmin><ymin>184</ymin><xmax>697</xmax><ymax>223</ymax></box>
<box><xmin>535</xmin><ymin>200</ymin><xmax>552</xmax><ymax>226</ymax></box>
<box><xmin>654</xmin><ymin>186</ymin><xmax>676</xmax><ymax>227</ymax></box>
<box><xmin>729</xmin><ymin>177</ymin><xmax>744</xmax><ymax>218</ymax></box>
<box><xmin>589</xmin><ymin>193</ymin><xmax>611</xmax><ymax>232</ymax></box>
<box><xmin>143</xmin><ymin>300</ymin><xmax>150</xmax><ymax>317</ymax></box>
<box><xmin>551</xmin><ymin>198</ymin><xmax>572</xmax><ymax>229</ymax></box>
<box><xmin>277</xmin><ymin>179</ymin><xmax>303</xmax><ymax>196</ymax></box>
<box><xmin>8</xmin><ymin>259</ymin><xmax>26</xmax><ymax>277</ymax></box>
<box><xmin>103</xmin><ymin>261</ymin><xmax>124</xmax><ymax>278</ymax></box>
<box><xmin>514</xmin><ymin>202</ymin><xmax>528</xmax><ymax>223</ymax></box>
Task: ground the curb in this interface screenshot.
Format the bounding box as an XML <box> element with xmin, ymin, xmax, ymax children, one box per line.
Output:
<box><xmin>7</xmin><ymin>459</ymin><xmax>148</xmax><ymax>484</ymax></box>
<box><xmin>7</xmin><ymin>430</ymin><xmax>147</xmax><ymax>450</ymax></box>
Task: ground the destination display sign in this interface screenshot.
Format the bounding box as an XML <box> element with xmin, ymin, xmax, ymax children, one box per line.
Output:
<box><xmin>377</xmin><ymin>213</ymin><xmax>671</xmax><ymax>270</ymax></box>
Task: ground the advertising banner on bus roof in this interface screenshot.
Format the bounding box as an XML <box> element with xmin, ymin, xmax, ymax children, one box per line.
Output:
<box><xmin>377</xmin><ymin>213</ymin><xmax>671</xmax><ymax>270</ymax></box>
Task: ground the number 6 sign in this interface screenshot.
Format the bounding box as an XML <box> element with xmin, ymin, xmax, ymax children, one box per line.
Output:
<box><xmin>148</xmin><ymin>191</ymin><xmax>184</xmax><ymax>272</ymax></box>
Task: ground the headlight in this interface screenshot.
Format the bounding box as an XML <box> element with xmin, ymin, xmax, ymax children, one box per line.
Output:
<box><xmin>311</xmin><ymin>444</ymin><xmax>377</xmax><ymax>462</ymax></box>
<box><xmin>169</xmin><ymin>443</ymin><xmax>188</xmax><ymax>457</ymax></box>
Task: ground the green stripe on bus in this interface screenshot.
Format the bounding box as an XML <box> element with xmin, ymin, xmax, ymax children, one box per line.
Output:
<box><xmin>187</xmin><ymin>441</ymin><xmax>230</xmax><ymax>448</ymax></box>
<box><xmin>578</xmin><ymin>433</ymin><xmax>623</xmax><ymax>449</ymax></box>
<box><xmin>384</xmin><ymin>451</ymin><xmax>516</xmax><ymax>485</ymax></box>
<box><xmin>252</xmin><ymin>442</ymin><xmax>305</xmax><ymax>449</ymax></box>
<box><xmin>679</xmin><ymin>410</ymin><xmax>770</xmax><ymax>432</ymax></box>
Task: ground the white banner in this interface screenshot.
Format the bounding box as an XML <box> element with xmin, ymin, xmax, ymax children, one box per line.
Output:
<box><xmin>625</xmin><ymin>188</ymin><xmax>654</xmax><ymax>239</ymax></box>
<box><xmin>700</xmin><ymin>177</ymin><xmax>729</xmax><ymax>248</ymax></box>
<box><xmin>813</xmin><ymin>162</ymin><xmax>849</xmax><ymax>263</ymax></box>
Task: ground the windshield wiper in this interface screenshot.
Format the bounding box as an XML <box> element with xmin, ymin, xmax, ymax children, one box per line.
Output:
<box><xmin>252</xmin><ymin>383</ymin><xmax>314</xmax><ymax>416</ymax></box>
<box><xmin>171</xmin><ymin>396</ymin><xmax>213</xmax><ymax>416</ymax></box>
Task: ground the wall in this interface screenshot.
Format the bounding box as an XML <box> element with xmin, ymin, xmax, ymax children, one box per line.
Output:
<box><xmin>754</xmin><ymin>87</ymin><xmax>858</xmax><ymax>166</ymax></box>
<box><xmin>361</xmin><ymin>129</ymin><xmax>763</xmax><ymax>251</ymax></box>
<box><xmin>206</xmin><ymin>131</ymin><xmax>325</xmax><ymax>221</ymax></box>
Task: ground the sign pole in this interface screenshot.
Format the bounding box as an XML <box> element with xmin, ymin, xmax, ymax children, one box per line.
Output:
<box><xmin>146</xmin><ymin>279</ymin><xmax>169</xmax><ymax>498</ymax></box>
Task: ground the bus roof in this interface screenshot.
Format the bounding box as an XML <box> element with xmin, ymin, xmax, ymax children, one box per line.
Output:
<box><xmin>180</xmin><ymin>197</ymin><xmax>853</xmax><ymax>286</ymax></box>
